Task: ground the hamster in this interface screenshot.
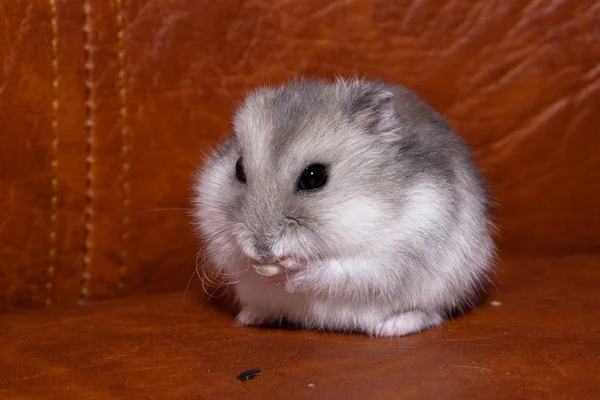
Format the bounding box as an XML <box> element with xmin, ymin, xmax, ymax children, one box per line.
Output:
<box><xmin>193</xmin><ymin>77</ymin><xmax>496</xmax><ymax>337</ymax></box>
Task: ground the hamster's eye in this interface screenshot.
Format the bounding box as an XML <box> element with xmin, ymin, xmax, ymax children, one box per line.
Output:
<box><xmin>297</xmin><ymin>164</ymin><xmax>328</xmax><ymax>192</ymax></box>
<box><xmin>235</xmin><ymin>157</ymin><xmax>247</xmax><ymax>183</ymax></box>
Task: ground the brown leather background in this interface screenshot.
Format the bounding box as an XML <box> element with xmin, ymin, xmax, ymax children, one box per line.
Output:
<box><xmin>1</xmin><ymin>0</ymin><xmax>599</xmax><ymax>311</ymax></box>
<box><xmin>1</xmin><ymin>256</ymin><xmax>599</xmax><ymax>399</ymax></box>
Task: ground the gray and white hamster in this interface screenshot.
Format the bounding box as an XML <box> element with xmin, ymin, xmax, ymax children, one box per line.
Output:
<box><xmin>193</xmin><ymin>77</ymin><xmax>496</xmax><ymax>337</ymax></box>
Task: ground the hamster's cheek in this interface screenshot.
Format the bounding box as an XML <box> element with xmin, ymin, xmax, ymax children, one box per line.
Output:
<box><xmin>194</xmin><ymin>158</ymin><xmax>246</xmax><ymax>273</ymax></box>
<box><xmin>231</xmin><ymin>227</ymin><xmax>261</xmax><ymax>261</ymax></box>
<box><xmin>322</xmin><ymin>197</ymin><xmax>386</xmax><ymax>250</ymax></box>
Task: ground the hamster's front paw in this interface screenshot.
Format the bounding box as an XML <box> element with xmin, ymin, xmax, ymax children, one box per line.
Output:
<box><xmin>373</xmin><ymin>311</ymin><xmax>444</xmax><ymax>337</ymax></box>
<box><xmin>253</xmin><ymin>259</ymin><xmax>305</xmax><ymax>287</ymax></box>
<box><xmin>253</xmin><ymin>264</ymin><xmax>286</xmax><ymax>284</ymax></box>
<box><xmin>282</xmin><ymin>270</ymin><xmax>311</xmax><ymax>293</ymax></box>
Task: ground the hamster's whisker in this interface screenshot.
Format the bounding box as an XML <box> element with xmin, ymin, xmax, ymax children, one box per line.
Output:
<box><xmin>197</xmin><ymin>254</ymin><xmax>229</xmax><ymax>299</ymax></box>
<box><xmin>203</xmin><ymin>225</ymin><xmax>233</xmax><ymax>246</ymax></box>
<box><xmin>223</xmin><ymin>279</ymin><xmax>244</xmax><ymax>285</ymax></box>
<box><xmin>175</xmin><ymin>265</ymin><xmax>201</xmax><ymax>336</ymax></box>
<box><xmin>200</xmin><ymin>227</ymin><xmax>233</xmax><ymax>268</ymax></box>
<box><xmin>267</xmin><ymin>284</ymin><xmax>277</xmax><ymax>316</ymax></box>
<box><xmin>200</xmin><ymin>277</ymin><xmax>226</xmax><ymax>300</ymax></box>
<box><xmin>199</xmin><ymin>254</ymin><xmax>248</xmax><ymax>279</ymax></box>
<box><xmin>196</xmin><ymin>245</ymin><xmax>228</xmax><ymax>295</ymax></box>
<box><xmin>198</xmin><ymin>227</ymin><xmax>250</xmax><ymax>282</ymax></box>
<box><xmin>193</xmin><ymin>200</ymin><xmax>230</xmax><ymax>214</ymax></box>
<box><xmin>195</xmin><ymin>249</ymin><xmax>204</xmax><ymax>281</ymax></box>
<box><xmin>198</xmin><ymin>255</ymin><xmax>228</xmax><ymax>294</ymax></box>
<box><xmin>198</xmin><ymin>255</ymin><xmax>237</xmax><ymax>282</ymax></box>
<box><xmin>200</xmin><ymin>263</ymin><xmax>220</xmax><ymax>287</ymax></box>
<box><xmin>203</xmin><ymin>268</ymin><xmax>247</xmax><ymax>278</ymax></box>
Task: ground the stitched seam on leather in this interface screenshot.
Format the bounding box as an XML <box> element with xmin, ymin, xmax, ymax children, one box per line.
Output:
<box><xmin>47</xmin><ymin>0</ymin><xmax>60</xmax><ymax>308</ymax></box>
<box><xmin>80</xmin><ymin>1</ymin><xmax>93</xmax><ymax>305</ymax></box>
<box><xmin>115</xmin><ymin>0</ymin><xmax>129</xmax><ymax>292</ymax></box>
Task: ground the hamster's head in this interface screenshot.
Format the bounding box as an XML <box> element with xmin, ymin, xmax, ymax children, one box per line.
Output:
<box><xmin>194</xmin><ymin>78</ymin><xmax>405</xmax><ymax>272</ymax></box>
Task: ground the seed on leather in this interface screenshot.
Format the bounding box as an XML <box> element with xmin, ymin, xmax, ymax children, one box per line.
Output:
<box><xmin>236</xmin><ymin>368</ymin><xmax>262</xmax><ymax>382</ymax></box>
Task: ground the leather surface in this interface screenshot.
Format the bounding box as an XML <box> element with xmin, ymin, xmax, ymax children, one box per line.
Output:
<box><xmin>1</xmin><ymin>256</ymin><xmax>599</xmax><ymax>399</ymax></box>
<box><xmin>1</xmin><ymin>0</ymin><xmax>600</xmax><ymax>310</ymax></box>
<box><xmin>0</xmin><ymin>1</ymin><xmax>89</xmax><ymax>311</ymax></box>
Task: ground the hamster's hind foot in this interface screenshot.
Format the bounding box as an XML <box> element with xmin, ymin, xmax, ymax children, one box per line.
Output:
<box><xmin>372</xmin><ymin>311</ymin><xmax>444</xmax><ymax>337</ymax></box>
<box><xmin>235</xmin><ymin>307</ymin><xmax>276</xmax><ymax>327</ymax></box>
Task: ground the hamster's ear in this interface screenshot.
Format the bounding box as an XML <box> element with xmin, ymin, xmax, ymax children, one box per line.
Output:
<box><xmin>343</xmin><ymin>83</ymin><xmax>399</xmax><ymax>135</ymax></box>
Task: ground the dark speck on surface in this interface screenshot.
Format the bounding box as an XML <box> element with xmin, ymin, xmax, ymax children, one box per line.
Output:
<box><xmin>236</xmin><ymin>369</ymin><xmax>262</xmax><ymax>382</ymax></box>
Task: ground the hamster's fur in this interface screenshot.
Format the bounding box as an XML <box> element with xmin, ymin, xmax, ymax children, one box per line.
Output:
<box><xmin>193</xmin><ymin>78</ymin><xmax>496</xmax><ymax>337</ymax></box>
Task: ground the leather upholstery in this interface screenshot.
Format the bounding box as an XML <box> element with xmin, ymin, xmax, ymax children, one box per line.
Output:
<box><xmin>1</xmin><ymin>1</ymin><xmax>599</xmax><ymax>313</ymax></box>
<box><xmin>1</xmin><ymin>256</ymin><xmax>598</xmax><ymax>399</ymax></box>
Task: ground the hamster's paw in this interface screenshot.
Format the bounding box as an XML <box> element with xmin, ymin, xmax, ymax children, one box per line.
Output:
<box><xmin>253</xmin><ymin>264</ymin><xmax>286</xmax><ymax>284</ymax></box>
<box><xmin>373</xmin><ymin>311</ymin><xmax>444</xmax><ymax>337</ymax></box>
<box><xmin>235</xmin><ymin>307</ymin><xmax>276</xmax><ymax>327</ymax></box>
<box><xmin>279</xmin><ymin>258</ymin><xmax>305</xmax><ymax>270</ymax></box>
<box><xmin>282</xmin><ymin>270</ymin><xmax>310</xmax><ymax>293</ymax></box>
<box><xmin>254</xmin><ymin>259</ymin><xmax>305</xmax><ymax>287</ymax></box>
